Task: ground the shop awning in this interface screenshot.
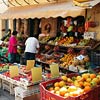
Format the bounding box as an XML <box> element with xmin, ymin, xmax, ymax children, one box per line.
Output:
<box><xmin>0</xmin><ymin>1</ymin><xmax>86</xmax><ymax>19</ymax></box>
<box><xmin>84</xmin><ymin>0</ymin><xmax>100</xmax><ymax>8</ymax></box>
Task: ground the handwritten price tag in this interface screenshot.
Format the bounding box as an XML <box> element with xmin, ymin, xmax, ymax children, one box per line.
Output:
<box><xmin>9</xmin><ymin>66</ymin><xmax>19</xmax><ymax>78</ymax></box>
<box><xmin>50</xmin><ymin>64</ymin><xmax>59</xmax><ymax>78</ymax></box>
<box><xmin>26</xmin><ymin>60</ymin><xmax>35</xmax><ymax>71</ymax></box>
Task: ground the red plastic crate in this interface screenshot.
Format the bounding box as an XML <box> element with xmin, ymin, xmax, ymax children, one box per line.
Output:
<box><xmin>66</xmin><ymin>73</ymin><xmax>79</xmax><ymax>78</ymax></box>
<box><xmin>40</xmin><ymin>78</ymin><xmax>98</xmax><ymax>100</ymax></box>
<box><xmin>97</xmin><ymin>85</ymin><xmax>100</xmax><ymax>100</ymax></box>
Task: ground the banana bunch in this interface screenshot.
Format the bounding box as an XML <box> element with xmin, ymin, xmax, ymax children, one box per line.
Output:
<box><xmin>73</xmin><ymin>0</ymin><xmax>90</xmax><ymax>7</ymax></box>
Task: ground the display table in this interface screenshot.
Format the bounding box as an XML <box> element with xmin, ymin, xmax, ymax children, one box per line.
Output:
<box><xmin>0</xmin><ymin>73</ymin><xmax>40</xmax><ymax>99</ymax></box>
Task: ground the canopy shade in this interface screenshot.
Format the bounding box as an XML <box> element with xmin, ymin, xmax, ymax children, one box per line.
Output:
<box><xmin>0</xmin><ymin>1</ymin><xmax>86</xmax><ymax>19</ymax></box>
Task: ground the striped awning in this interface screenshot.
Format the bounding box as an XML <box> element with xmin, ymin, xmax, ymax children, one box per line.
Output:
<box><xmin>0</xmin><ymin>0</ymin><xmax>89</xmax><ymax>19</ymax></box>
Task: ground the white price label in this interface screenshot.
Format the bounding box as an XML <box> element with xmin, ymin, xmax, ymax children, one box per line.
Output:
<box><xmin>76</xmin><ymin>55</ymin><xmax>85</xmax><ymax>60</ymax></box>
<box><xmin>69</xmin><ymin>65</ymin><xmax>78</xmax><ymax>72</ymax></box>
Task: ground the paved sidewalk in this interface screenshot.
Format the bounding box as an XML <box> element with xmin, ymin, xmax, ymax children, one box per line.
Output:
<box><xmin>0</xmin><ymin>89</ymin><xmax>15</xmax><ymax>100</ymax></box>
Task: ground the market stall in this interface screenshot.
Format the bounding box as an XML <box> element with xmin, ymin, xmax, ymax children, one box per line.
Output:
<box><xmin>0</xmin><ymin>0</ymin><xmax>100</xmax><ymax>100</ymax></box>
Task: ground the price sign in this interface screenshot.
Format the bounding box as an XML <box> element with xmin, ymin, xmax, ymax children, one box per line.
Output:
<box><xmin>31</xmin><ymin>67</ymin><xmax>42</xmax><ymax>83</ymax></box>
<box><xmin>84</xmin><ymin>32</ymin><xmax>95</xmax><ymax>39</ymax></box>
<box><xmin>76</xmin><ymin>55</ymin><xmax>85</xmax><ymax>60</ymax></box>
<box><xmin>9</xmin><ymin>66</ymin><xmax>19</xmax><ymax>78</ymax></box>
<box><xmin>50</xmin><ymin>63</ymin><xmax>59</xmax><ymax>78</ymax></box>
<box><xmin>26</xmin><ymin>60</ymin><xmax>35</xmax><ymax>71</ymax></box>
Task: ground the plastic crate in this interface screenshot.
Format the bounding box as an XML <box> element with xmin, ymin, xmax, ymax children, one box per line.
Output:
<box><xmin>40</xmin><ymin>78</ymin><xmax>98</xmax><ymax>100</ymax></box>
<box><xmin>97</xmin><ymin>85</ymin><xmax>100</xmax><ymax>100</ymax></box>
<box><xmin>66</xmin><ymin>73</ymin><xmax>79</xmax><ymax>78</ymax></box>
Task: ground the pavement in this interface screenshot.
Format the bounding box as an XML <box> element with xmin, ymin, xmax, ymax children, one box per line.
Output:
<box><xmin>0</xmin><ymin>89</ymin><xmax>15</xmax><ymax>100</ymax></box>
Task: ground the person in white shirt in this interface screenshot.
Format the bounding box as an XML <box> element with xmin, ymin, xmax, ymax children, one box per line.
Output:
<box><xmin>24</xmin><ymin>34</ymin><xmax>40</xmax><ymax>62</ymax></box>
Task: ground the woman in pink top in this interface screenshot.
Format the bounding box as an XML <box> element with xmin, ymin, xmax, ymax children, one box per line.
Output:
<box><xmin>8</xmin><ymin>31</ymin><xmax>18</xmax><ymax>63</ymax></box>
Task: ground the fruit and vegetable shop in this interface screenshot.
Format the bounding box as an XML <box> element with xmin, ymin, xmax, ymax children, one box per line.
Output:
<box><xmin>0</xmin><ymin>0</ymin><xmax>100</xmax><ymax>100</ymax></box>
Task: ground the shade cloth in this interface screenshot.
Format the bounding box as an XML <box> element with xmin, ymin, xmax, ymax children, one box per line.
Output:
<box><xmin>0</xmin><ymin>0</ymin><xmax>86</xmax><ymax>19</ymax></box>
<box><xmin>84</xmin><ymin>0</ymin><xmax>100</xmax><ymax>8</ymax></box>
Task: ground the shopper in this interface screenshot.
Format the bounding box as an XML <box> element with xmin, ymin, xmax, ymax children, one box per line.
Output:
<box><xmin>24</xmin><ymin>34</ymin><xmax>40</xmax><ymax>62</ymax></box>
<box><xmin>8</xmin><ymin>31</ymin><xmax>18</xmax><ymax>63</ymax></box>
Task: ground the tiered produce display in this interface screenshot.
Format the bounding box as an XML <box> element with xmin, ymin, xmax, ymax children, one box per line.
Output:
<box><xmin>39</xmin><ymin>36</ymin><xmax>99</xmax><ymax>48</ymax></box>
<box><xmin>36</xmin><ymin>46</ymin><xmax>90</xmax><ymax>73</ymax></box>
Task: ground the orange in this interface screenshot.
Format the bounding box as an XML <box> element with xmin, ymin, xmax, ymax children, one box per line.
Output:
<box><xmin>54</xmin><ymin>87</ymin><xmax>60</xmax><ymax>91</ymax></box>
<box><xmin>76</xmin><ymin>76</ymin><xmax>82</xmax><ymax>80</ymax></box>
<box><xmin>54</xmin><ymin>82</ymin><xmax>59</xmax><ymax>87</ymax></box>
<box><xmin>86</xmin><ymin>78</ymin><xmax>91</xmax><ymax>82</ymax></box>
<box><xmin>72</xmin><ymin>93</ymin><xmax>79</xmax><ymax>97</ymax></box>
<box><xmin>84</xmin><ymin>82</ymin><xmax>91</xmax><ymax>87</ymax></box>
<box><xmin>74</xmin><ymin>80</ymin><xmax>80</xmax><ymax>87</ymax></box>
<box><xmin>92</xmin><ymin>78</ymin><xmax>99</xmax><ymax>84</ymax></box>
<box><xmin>82</xmin><ymin>73</ymin><xmax>89</xmax><ymax>80</ymax></box>
<box><xmin>61</xmin><ymin>76</ymin><xmax>67</xmax><ymax>81</ymax></box>
<box><xmin>67</xmin><ymin>78</ymin><xmax>73</xmax><ymax>83</ymax></box>
<box><xmin>82</xmin><ymin>73</ymin><xmax>90</xmax><ymax>79</ymax></box>
<box><xmin>60</xmin><ymin>91</ymin><xmax>67</xmax><ymax>96</ymax></box>
<box><xmin>48</xmin><ymin>87</ymin><xmax>54</xmax><ymax>91</ymax></box>
<box><xmin>90</xmin><ymin>74</ymin><xmax>96</xmax><ymax>79</ymax></box>
<box><xmin>79</xmin><ymin>81</ymin><xmax>84</xmax><ymax>87</ymax></box>
<box><xmin>84</xmin><ymin>86</ymin><xmax>91</xmax><ymax>92</ymax></box>
<box><xmin>59</xmin><ymin>81</ymin><xmax>66</xmax><ymax>87</ymax></box>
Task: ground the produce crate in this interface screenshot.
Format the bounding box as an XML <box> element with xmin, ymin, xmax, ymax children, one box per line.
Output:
<box><xmin>2</xmin><ymin>80</ymin><xmax>17</xmax><ymax>95</ymax></box>
<box><xmin>40</xmin><ymin>78</ymin><xmax>98</xmax><ymax>100</ymax></box>
<box><xmin>97</xmin><ymin>85</ymin><xmax>100</xmax><ymax>100</ymax></box>
<box><xmin>66</xmin><ymin>73</ymin><xmax>79</xmax><ymax>78</ymax></box>
<box><xmin>91</xmin><ymin>51</ymin><xmax>100</xmax><ymax>66</ymax></box>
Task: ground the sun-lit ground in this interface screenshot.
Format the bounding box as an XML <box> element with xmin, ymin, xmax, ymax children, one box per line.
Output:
<box><xmin>0</xmin><ymin>88</ymin><xmax>15</xmax><ymax>100</ymax></box>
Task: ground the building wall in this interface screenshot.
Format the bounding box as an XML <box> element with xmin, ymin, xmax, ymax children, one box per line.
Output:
<box><xmin>0</xmin><ymin>0</ymin><xmax>8</xmax><ymax>39</ymax></box>
<box><xmin>87</xmin><ymin>3</ymin><xmax>100</xmax><ymax>40</ymax></box>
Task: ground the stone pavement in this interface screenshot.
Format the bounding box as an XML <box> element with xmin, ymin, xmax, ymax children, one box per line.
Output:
<box><xmin>0</xmin><ymin>89</ymin><xmax>15</xmax><ymax>100</ymax></box>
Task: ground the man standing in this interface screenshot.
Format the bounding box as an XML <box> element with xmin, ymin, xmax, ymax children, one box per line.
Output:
<box><xmin>24</xmin><ymin>34</ymin><xmax>39</xmax><ymax>62</ymax></box>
